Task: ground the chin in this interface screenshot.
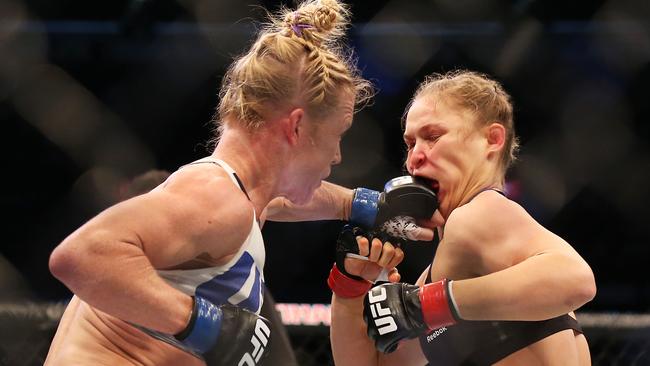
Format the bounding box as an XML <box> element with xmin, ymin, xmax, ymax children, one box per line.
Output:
<box><xmin>292</xmin><ymin>190</ymin><xmax>315</xmax><ymax>205</ymax></box>
<box><xmin>431</xmin><ymin>210</ymin><xmax>446</xmax><ymax>227</ymax></box>
<box><xmin>437</xmin><ymin>196</ymin><xmax>452</xmax><ymax>219</ymax></box>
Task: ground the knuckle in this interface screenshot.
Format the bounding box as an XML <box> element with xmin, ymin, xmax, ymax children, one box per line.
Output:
<box><xmin>382</xmin><ymin>245</ymin><xmax>395</xmax><ymax>256</ymax></box>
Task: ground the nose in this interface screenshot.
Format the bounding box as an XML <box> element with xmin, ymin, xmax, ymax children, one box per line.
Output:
<box><xmin>407</xmin><ymin>143</ymin><xmax>426</xmax><ymax>172</ymax></box>
<box><xmin>331</xmin><ymin>143</ymin><xmax>342</xmax><ymax>165</ymax></box>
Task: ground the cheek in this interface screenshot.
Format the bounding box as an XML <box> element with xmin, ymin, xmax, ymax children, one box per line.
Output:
<box><xmin>325</xmin><ymin>140</ymin><xmax>339</xmax><ymax>158</ymax></box>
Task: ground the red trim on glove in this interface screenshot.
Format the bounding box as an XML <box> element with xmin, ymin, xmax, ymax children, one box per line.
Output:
<box><xmin>327</xmin><ymin>264</ymin><xmax>372</xmax><ymax>298</ymax></box>
<box><xmin>419</xmin><ymin>279</ymin><xmax>459</xmax><ymax>330</ymax></box>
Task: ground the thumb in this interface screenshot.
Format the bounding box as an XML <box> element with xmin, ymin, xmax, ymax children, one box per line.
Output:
<box><xmin>387</xmin><ymin>268</ymin><xmax>401</xmax><ymax>283</ymax></box>
<box><xmin>406</xmin><ymin>225</ymin><xmax>434</xmax><ymax>241</ymax></box>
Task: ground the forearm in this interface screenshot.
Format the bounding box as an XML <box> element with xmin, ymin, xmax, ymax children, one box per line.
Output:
<box><xmin>266</xmin><ymin>181</ymin><xmax>353</xmax><ymax>222</ymax></box>
<box><xmin>330</xmin><ymin>295</ymin><xmax>380</xmax><ymax>366</ymax></box>
<box><xmin>453</xmin><ymin>252</ymin><xmax>596</xmax><ymax>321</ymax></box>
<box><xmin>50</xmin><ymin>232</ymin><xmax>192</xmax><ymax>334</ymax></box>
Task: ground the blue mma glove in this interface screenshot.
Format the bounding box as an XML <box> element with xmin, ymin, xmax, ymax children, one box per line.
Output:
<box><xmin>175</xmin><ymin>296</ymin><xmax>272</xmax><ymax>366</ymax></box>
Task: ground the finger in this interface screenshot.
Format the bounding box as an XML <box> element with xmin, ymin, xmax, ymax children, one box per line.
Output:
<box><xmin>377</xmin><ymin>241</ymin><xmax>396</xmax><ymax>267</ymax></box>
<box><xmin>368</xmin><ymin>238</ymin><xmax>382</xmax><ymax>263</ymax></box>
<box><xmin>343</xmin><ymin>257</ymin><xmax>364</xmax><ymax>276</ymax></box>
<box><xmin>359</xmin><ymin>264</ymin><xmax>382</xmax><ymax>282</ymax></box>
<box><xmin>356</xmin><ymin>236</ymin><xmax>370</xmax><ymax>257</ymax></box>
<box><xmin>417</xmin><ymin>210</ymin><xmax>445</xmax><ymax>228</ymax></box>
<box><xmin>386</xmin><ymin>247</ymin><xmax>404</xmax><ymax>269</ymax></box>
<box><xmin>387</xmin><ymin>268</ymin><xmax>401</xmax><ymax>283</ymax></box>
<box><xmin>415</xmin><ymin>217</ymin><xmax>436</xmax><ymax>229</ymax></box>
<box><xmin>407</xmin><ymin>226</ymin><xmax>434</xmax><ymax>241</ymax></box>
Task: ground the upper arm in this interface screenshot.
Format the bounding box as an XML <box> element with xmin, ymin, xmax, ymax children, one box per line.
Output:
<box><xmin>131</xmin><ymin>171</ymin><xmax>253</xmax><ymax>268</ymax></box>
<box><xmin>440</xmin><ymin>193</ymin><xmax>595</xmax><ymax>319</ymax></box>
<box><xmin>123</xmin><ymin>182</ymin><xmax>252</xmax><ymax>268</ymax></box>
<box><xmin>55</xmin><ymin>170</ymin><xmax>253</xmax><ymax>270</ymax></box>
<box><xmin>443</xmin><ymin>192</ymin><xmax>589</xmax><ymax>274</ymax></box>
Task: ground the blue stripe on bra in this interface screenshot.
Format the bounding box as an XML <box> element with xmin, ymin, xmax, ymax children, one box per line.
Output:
<box><xmin>235</xmin><ymin>266</ymin><xmax>262</xmax><ymax>311</ymax></box>
<box><xmin>195</xmin><ymin>252</ymin><xmax>260</xmax><ymax>311</ymax></box>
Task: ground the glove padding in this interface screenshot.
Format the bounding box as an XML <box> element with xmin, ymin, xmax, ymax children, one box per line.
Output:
<box><xmin>202</xmin><ymin>304</ymin><xmax>271</xmax><ymax>366</ymax></box>
<box><xmin>363</xmin><ymin>283</ymin><xmax>428</xmax><ymax>354</ymax></box>
<box><xmin>351</xmin><ymin>176</ymin><xmax>438</xmax><ymax>240</ymax></box>
<box><xmin>379</xmin><ymin>215</ymin><xmax>430</xmax><ymax>241</ymax></box>
<box><xmin>378</xmin><ymin>176</ymin><xmax>438</xmax><ymax>226</ymax></box>
<box><xmin>363</xmin><ymin>280</ymin><xmax>459</xmax><ymax>354</ymax></box>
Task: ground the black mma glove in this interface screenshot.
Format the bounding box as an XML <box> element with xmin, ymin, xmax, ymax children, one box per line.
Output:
<box><xmin>175</xmin><ymin>296</ymin><xmax>272</xmax><ymax>366</ymax></box>
<box><xmin>327</xmin><ymin>225</ymin><xmax>372</xmax><ymax>298</ymax></box>
<box><xmin>334</xmin><ymin>225</ymin><xmax>394</xmax><ymax>280</ymax></box>
<box><xmin>350</xmin><ymin>176</ymin><xmax>438</xmax><ymax>240</ymax></box>
<box><xmin>363</xmin><ymin>280</ymin><xmax>460</xmax><ymax>354</ymax></box>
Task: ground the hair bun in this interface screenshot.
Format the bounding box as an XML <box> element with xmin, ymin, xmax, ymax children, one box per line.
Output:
<box><xmin>312</xmin><ymin>7</ymin><xmax>337</xmax><ymax>32</ymax></box>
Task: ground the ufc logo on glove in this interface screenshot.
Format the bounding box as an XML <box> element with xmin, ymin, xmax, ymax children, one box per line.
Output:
<box><xmin>239</xmin><ymin>319</ymin><xmax>271</xmax><ymax>366</ymax></box>
<box><xmin>367</xmin><ymin>287</ymin><xmax>398</xmax><ymax>335</ymax></box>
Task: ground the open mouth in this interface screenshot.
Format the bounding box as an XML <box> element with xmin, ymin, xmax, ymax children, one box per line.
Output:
<box><xmin>431</xmin><ymin>180</ymin><xmax>440</xmax><ymax>195</ymax></box>
<box><xmin>414</xmin><ymin>176</ymin><xmax>440</xmax><ymax>195</ymax></box>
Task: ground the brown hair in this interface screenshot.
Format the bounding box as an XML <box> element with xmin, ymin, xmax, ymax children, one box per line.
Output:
<box><xmin>216</xmin><ymin>0</ymin><xmax>374</xmax><ymax>133</ymax></box>
<box><xmin>411</xmin><ymin>70</ymin><xmax>519</xmax><ymax>171</ymax></box>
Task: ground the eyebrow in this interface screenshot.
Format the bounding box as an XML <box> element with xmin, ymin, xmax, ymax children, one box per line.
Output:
<box><xmin>404</xmin><ymin>123</ymin><xmax>446</xmax><ymax>138</ymax></box>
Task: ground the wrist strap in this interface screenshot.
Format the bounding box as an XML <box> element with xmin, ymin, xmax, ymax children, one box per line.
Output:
<box><xmin>327</xmin><ymin>263</ymin><xmax>372</xmax><ymax>298</ymax></box>
<box><xmin>419</xmin><ymin>279</ymin><xmax>460</xmax><ymax>330</ymax></box>
<box><xmin>350</xmin><ymin>188</ymin><xmax>380</xmax><ymax>228</ymax></box>
<box><xmin>174</xmin><ymin>296</ymin><xmax>197</xmax><ymax>341</ymax></box>
<box><xmin>175</xmin><ymin>295</ymin><xmax>223</xmax><ymax>353</ymax></box>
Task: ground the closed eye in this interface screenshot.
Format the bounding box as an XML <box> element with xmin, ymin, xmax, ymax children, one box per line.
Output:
<box><xmin>404</xmin><ymin>139</ymin><xmax>414</xmax><ymax>150</ymax></box>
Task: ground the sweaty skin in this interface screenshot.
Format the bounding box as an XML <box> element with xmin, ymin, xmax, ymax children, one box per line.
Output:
<box><xmin>46</xmin><ymin>165</ymin><xmax>254</xmax><ymax>365</ymax></box>
<box><xmin>329</xmin><ymin>92</ymin><xmax>595</xmax><ymax>366</ymax></box>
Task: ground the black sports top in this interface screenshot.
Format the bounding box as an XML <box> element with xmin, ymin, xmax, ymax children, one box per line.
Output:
<box><xmin>418</xmin><ymin>188</ymin><xmax>583</xmax><ymax>365</ymax></box>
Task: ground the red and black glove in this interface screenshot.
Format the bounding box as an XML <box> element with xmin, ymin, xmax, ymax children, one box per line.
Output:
<box><xmin>362</xmin><ymin>280</ymin><xmax>460</xmax><ymax>353</ymax></box>
<box><xmin>327</xmin><ymin>225</ymin><xmax>373</xmax><ymax>298</ymax></box>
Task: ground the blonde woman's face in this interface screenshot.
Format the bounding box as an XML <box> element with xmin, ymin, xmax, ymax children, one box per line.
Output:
<box><xmin>289</xmin><ymin>95</ymin><xmax>355</xmax><ymax>204</ymax></box>
<box><xmin>403</xmin><ymin>96</ymin><xmax>487</xmax><ymax>217</ymax></box>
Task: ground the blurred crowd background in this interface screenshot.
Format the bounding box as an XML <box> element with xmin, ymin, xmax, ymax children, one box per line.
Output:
<box><xmin>2</xmin><ymin>0</ymin><xmax>650</xmax><ymax>317</ymax></box>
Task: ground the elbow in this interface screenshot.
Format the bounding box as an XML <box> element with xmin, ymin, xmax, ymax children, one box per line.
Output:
<box><xmin>568</xmin><ymin>265</ymin><xmax>597</xmax><ymax>309</ymax></box>
<box><xmin>49</xmin><ymin>238</ymin><xmax>86</xmax><ymax>290</ymax></box>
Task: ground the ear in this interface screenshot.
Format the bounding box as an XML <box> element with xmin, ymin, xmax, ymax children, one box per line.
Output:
<box><xmin>485</xmin><ymin>122</ymin><xmax>506</xmax><ymax>155</ymax></box>
<box><xmin>283</xmin><ymin>108</ymin><xmax>304</xmax><ymax>146</ymax></box>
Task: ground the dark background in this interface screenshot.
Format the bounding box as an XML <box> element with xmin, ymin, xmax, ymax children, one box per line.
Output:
<box><xmin>2</xmin><ymin>0</ymin><xmax>649</xmax><ymax>313</ymax></box>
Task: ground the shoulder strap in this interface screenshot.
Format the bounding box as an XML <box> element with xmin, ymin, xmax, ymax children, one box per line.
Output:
<box><xmin>183</xmin><ymin>159</ymin><xmax>251</xmax><ymax>201</ymax></box>
<box><xmin>466</xmin><ymin>187</ymin><xmax>506</xmax><ymax>204</ymax></box>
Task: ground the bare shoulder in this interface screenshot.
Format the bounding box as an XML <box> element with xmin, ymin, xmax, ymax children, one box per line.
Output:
<box><xmin>446</xmin><ymin>191</ymin><xmax>534</xmax><ymax>239</ymax></box>
<box><xmin>443</xmin><ymin>191</ymin><xmax>541</xmax><ymax>267</ymax></box>
<box><xmin>443</xmin><ymin>190</ymin><xmax>580</xmax><ymax>275</ymax></box>
<box><xmin>161</xmin><ymin>164</ymin><xmax>252</xmax><ymax>222</ymax></box>
<box><xmin>135</xmin><ymin>164</ymin><xmax>255</xmax><ymax>266</ymax></box>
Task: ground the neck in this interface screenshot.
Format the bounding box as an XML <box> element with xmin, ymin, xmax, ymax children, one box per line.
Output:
<box><xmin>211</xmin><ymin>126</ymin><xmax>287</xmax><ymax>216</ymax></box>
<box><xmin>460</xmin><ymin>166</ymin><xmax>504</xmax><ymax>206</ymax></box>
<box><xmin>443</xmin><ymin>165</ymin><xmax>504</xmax><ymax>219</ymax></box>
